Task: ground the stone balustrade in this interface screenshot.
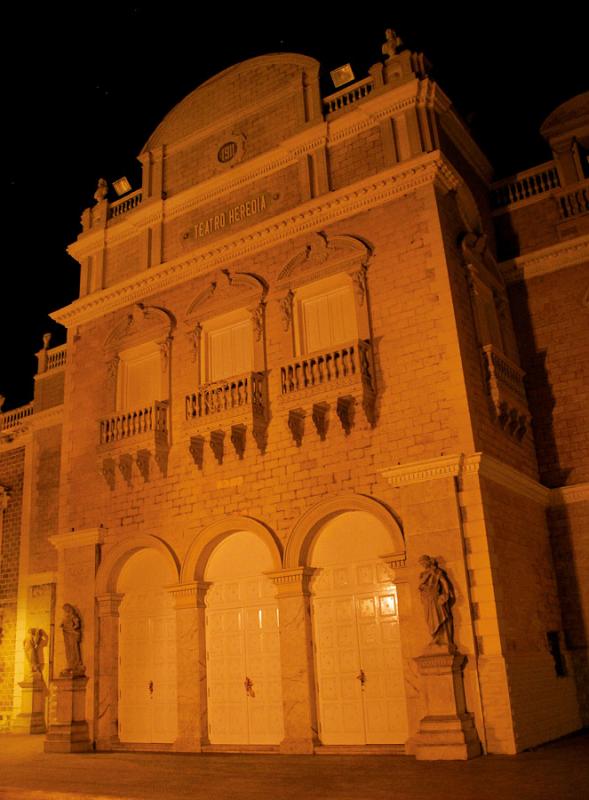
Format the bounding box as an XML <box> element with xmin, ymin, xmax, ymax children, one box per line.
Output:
<box><xmin>281</xmin><ymin>340</ymin><xmax>374</xmax><ymax>395</ymax></box>
<box><xmin>491</xmin><ymin>162</ymin><xmax>561</xmax><ymax>208</ymax></box>
<box><xmin>0</xmin><ymin>402</ymin><xmax>34</xmax><ymax>432</ymax></box>
<box><xmin>185</xmin><ymin>372</ymin><xmax>267</xmax><ymax>419</ymax></box>
<box><xmin>556</xmin><ymin>182</ymin><xmax>589</xmax><ymax>219</ymax></box>
<box><xmin>481</xmin><ymin>345</ymin><xmax>528</xmax><ymax>438</ymax></box>
<box><xmin>107</xmin><ymin>189</ymin><xmax>143</xmax><ymax>220</ymax></box>
<box><xmin>482</xmin><ymin>345</ymin><xmax>527</xmax><ymax>401</ymax></box>
<box><xmin>323</xmin><ymin>77</ymin><xmax>374</xmax><ymax>114</ymax></box>
<box><xmin>99</xmin><ymin>401</ymin><xmax>168</xmax><ymax>444</ymax></box>
<box><xmin>46</xmin><ymin>345</ymin><xmax>67</xmax><ymax>371</ymax></box>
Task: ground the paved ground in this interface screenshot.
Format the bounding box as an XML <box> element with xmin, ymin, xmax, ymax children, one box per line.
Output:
<box><xmin>1</xmin><ymin>732</ymin><xmax>588</xmax><ymax>800</ymax></box>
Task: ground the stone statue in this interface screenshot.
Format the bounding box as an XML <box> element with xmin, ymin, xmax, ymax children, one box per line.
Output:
<box><xmin>60</xmin><ymin>604</ymin><xmax>84</xmax><ymax>675</ymax></box>
<box><xmin>418</xmin><ymin>555</ymin><xmax>455</xmax><ymax>648</ymax></box>
<box><xmin>382</xmin><ymin>28</ymin><xmax>403</xmax><ymax>60</ymax></box>
<box><xmin>23</xmin><ymin>628</ymin><xmax>45</xmax><ymax>676</ymax></box>
<box><xmin>93</xmin><ymin>178</ymin><xmax>108</xmax><ymax>203</ymax></box>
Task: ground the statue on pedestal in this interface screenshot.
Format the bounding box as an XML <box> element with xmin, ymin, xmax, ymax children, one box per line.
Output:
<box><xmin>23</xmin><ymin>628</ymin><xmax>46</xmax><ymax>677</ymax></box>
<box><xmin>93</xmin><ymin>178</ymin><xmax>108</xmax><ymax>203</ymax></box>
<box><xmin>382</xmin><ymin>28</ymin><xmax>403</xmax><ymax>60</ymax></box>
<box><xmin>418</xmin><ymin>555</ymin><xmax>455</xmax><ymax>649</ymax></box>
<box><xmin>60</xmin><ymin>604</ymin><xmax>85</xmax><ymax>676</ymax></box>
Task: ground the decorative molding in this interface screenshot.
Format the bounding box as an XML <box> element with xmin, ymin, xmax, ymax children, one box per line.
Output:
<box><xmin>288</xmin><ymin>408</ymin><xmax>306</xmax><ymax>447</ymax></box>
<box><xmin>96</xmin><ymin>593</ymin><xmax>124</xmax><ymax>617</ymax></box>
<box><xmin>53</xmin><ymin>152</ymin><xmax>459</xmax><ymax>329</ymax></box>
<box><xmin>551</xmin><ymin>482</ymin><xmax>589</xmax><ymax>506</ymax></box>
<box><xmin>166</xmin><ymin>581</ymin><xmax>212</xmax><ymax>610</ymax></box>
<box><xmin>265</xmin><ymin>567</ymin><xmax>316</xmax><ymax>597</ymax></box>
<box><xmin>462</xmin><ymin>453</ymin><xmax>551</xmax><ymax>505</ymax></box>
<box><xmin>278</xmin><ymin>290</ymin><xmax>295</xmax><ymax>331</ymax></box>
<box><xmin>500</xmin><ymin>234</ymin><xmax>589</xmax><ymax>284</ymax></box>
<box><xmin>49</xmin><ymin>528</ymin><xmax>106</xmax><ymax>551</ymax></box>
<box><xmin>381</xmin><ymin>454</ymin><xmax>463</xmax><ymax>487</ymax></box>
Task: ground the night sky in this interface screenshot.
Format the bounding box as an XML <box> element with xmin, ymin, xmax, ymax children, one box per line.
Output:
<box><xmin>3</xmin><ymin>6</ymin><xmax>587</xmax><ymax>409</ymax></box>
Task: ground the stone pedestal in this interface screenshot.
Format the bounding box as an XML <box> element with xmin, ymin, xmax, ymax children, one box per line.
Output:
<box><xmin>413</xmin><ymin>647</ymin><xmax>481</xmax><ymax>760</ymax></box>
<box><xmin>12</xmin><ymin>675</ymin><xmax>46</xmax><ymax>734</ymax></box>
<box><xmin>44</xmin><ymin>675</ymin><xmax>92</xmax><ymax>753</ymax></box>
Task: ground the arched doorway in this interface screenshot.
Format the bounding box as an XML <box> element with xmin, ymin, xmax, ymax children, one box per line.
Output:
<box><xmin>117</xmin><ymin>548</ymin><xmax>178</xmax><ymax>744</ymax></box>
<box><xmin>309</xmin><ymin>510</ymin><xmax>408</xmax><ymax>745</ymax></box>
<box><xmin>204</xmin><ymin>530</ymin><xmax>284</xmax><ymax>746</ymax></box>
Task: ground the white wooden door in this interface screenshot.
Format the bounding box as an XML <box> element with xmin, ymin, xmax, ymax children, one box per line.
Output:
<box><xmin>119</xmin><ymin>587</ymin><xmax>177</xmax><ymax>743</ymax></box>
<box><xmin>206</xmin><ymin>577</ymin><xmax>284</xmax><ymax>745</ymax></box>
<box><xmin>312</xmin><ymin>562</ymin><xmax>407</xmax><ymax>745</ymax></box>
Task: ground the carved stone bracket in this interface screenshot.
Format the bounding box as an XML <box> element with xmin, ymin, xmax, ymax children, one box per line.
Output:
<box><xmin>118</xmin><ymin>454</ymin><xmax>133</xmax><ymax>485</ymax></box>
<box><xmin>231</xmin><ymin>424</ymin><xmax>247</xmax><ymax>460</ymax></box>
<box><xmin>278</xmin><ymin>290</ymin><xmax>295</xmax><ymax>331</ymax></box>
<box><xmin>189</xmin><ymin>436</ymin><xmax>205</xmax><ymax>469</ymax></box>
<box><xmin>154</xmin><ymin>448</ymin><xmax>169</xmax><ymax>477</ymax></box>
<box><xmin>210</xmin><ymin>430</ymin><xmax>225</xmax><ymax>464</ymax></box>
<box><xmin>288</xmin><ymin>408</ymin><xmax>306</xmax><ymax>447</ymax></box>
<box><xmin>312</xmin><ymin>402</ymin><xmax>329</xmax><ymax>441</ymax></box>
<box><xmin>100</xmin><ymin>458</ymin><xmax>116</xmax><ymax>491</ymax></box>
<box><xmin>336</xmin><ymin>396</ymin><xmax>355</xmax><ymax>435</ymax></box>
<box><xmin>136</xmin><ymin>449</ymin><xmax>150</xmax><ymax>482</ymax></box>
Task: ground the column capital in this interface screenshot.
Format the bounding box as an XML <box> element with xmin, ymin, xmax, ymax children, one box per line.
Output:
<box><xmin>380</xmin><ymin>552</ymin><xmax>407</xmax><ymax>582</ymax></box>
<box><xmin>167</xmin><ymin>581</ymin><xmax>211</xmax><ymax>609</ymax></box>
<box><xmin>265</xmin><ymin>567</ymin><xmax>317</xmax><ymax>597</ymax></box>
<box><xmin>96</xmin><ymin>593</ymin><xmax>124</xmax><ymax>617</ymax></box>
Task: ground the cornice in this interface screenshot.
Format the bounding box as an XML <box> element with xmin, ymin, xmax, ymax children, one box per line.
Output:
<box><xmin>500</xmin><ymin>235</ymin><xmax>589</xmax><ymax>283</ymax></box>
<box><xmin>49</xmin><ymin>527</ymin><xmax>106</xmax><ymax>550</ymax></box>
<box><xmin>54</xmin><ymin>152</ymin><xmax>457</xmax><ymax>328</ymax></box>
<box><xmin>551</xmin><ymin>482</ymin><xmax>589</xmax><ymax>506</ymax></box>
<box><xmin>31</xmin><ymin>404</ymin><xmax>64</xmax><ymax>431</ymax></box>
<box><xmin>381</xmin><ymin>452</ymin><xmax>551</xmax><ymax>506</ymax></box>
<box><xmin>68</xmin><ymin>125</ymin><xmax>330</xmax><ymax>260</ymax></box>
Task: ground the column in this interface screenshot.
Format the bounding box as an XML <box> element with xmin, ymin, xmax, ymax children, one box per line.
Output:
<box><xmin>267</xmin><ymin>568</ymin><xmax>319</xmax><ymax>754</ymax></box>
<box><xmin>95</xmin><ymin>593</ymin><xmax>123</xmax><ymax>750</ymax></box>
<box><xmin>168</xmin><ymin>581</ymin><xmax>210</xmax><ymax>752</ymax></box>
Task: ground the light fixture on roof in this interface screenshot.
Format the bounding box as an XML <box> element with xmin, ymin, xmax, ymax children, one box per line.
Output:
<box><xmin>112</xmin><ymin>176</ymin><xmax>132</xmax><ymax>196</ymax></box>
<box><xmin>330</xmin><ymin>64</ymin><xmax>355</xmax><ymax>89</ymax></box>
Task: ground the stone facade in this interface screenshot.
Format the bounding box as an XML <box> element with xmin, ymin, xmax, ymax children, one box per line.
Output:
<box><xmin>1</xmin><ymin>39</ymin><xmax>587</xmax><ymax>758</ymax></box>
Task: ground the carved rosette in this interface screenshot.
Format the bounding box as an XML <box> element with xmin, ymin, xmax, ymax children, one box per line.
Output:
<box><xmin>189</xmin><ymin>435</ymin><xmax>205</xmax><ymax>470</ymax></box>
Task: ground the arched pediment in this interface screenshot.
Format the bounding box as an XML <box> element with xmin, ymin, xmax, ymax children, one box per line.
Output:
<box><xmin>104</xmin><ymin>303</ymin><xmax>176</xmax><ymax>351</ymax></box>
<box><xmin>185</xmin><ymin>269</ymin><xmax>267</xmax><ymax>321</ymax></box>
<box><xmin>277</xmin><ymin>232</ymin><xmax>374</xmax><ymax>285</ymax></box>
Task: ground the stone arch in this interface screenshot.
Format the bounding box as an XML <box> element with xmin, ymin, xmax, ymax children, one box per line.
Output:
<box><xmin>181</xmin><ymin>515</ymin><xmax>283</xmax><ymax>583</ymax></box>
<box><xmin>284</xmin><ymin>493</ymin><xmax>404</xmax><ymax>570</ymax></box>
<box><xmin>96</xmin><ymin>534</ymin><xmax>180</xmax><ymax>595</ymax></box>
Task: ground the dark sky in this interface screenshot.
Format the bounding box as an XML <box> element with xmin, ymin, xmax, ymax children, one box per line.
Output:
<box><xmin>2</xmin><ymin>5</ymin><xmax>587</xmax><ymax>409</ymax></box>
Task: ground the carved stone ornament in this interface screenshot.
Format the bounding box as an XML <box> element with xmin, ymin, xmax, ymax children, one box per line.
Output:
<box><xmin>60</xmin><ymin>604</ymin><xmax>85</xmax><ymax>676</ymax></box>
<box><xmin>336</xmin><ymin>396</ymin><xmax>355</xmax><ymax>435</ymax></box>
<box><xmin>118</xmin><ymin>454</ymin><xmax>133</xmax><ymax>485</ymax></box>
<box><xmin>312</xmin><ymin>402</ymin><xmax>329</xmax><ymax>441</ymax></box>
<box><xmin>136</xmin><ymin>449</ymin><xmax>150</xmax><ymax>482</ymax></box>
<box><xmin>210</xmin><ymin>430</ymin><xmax>225</xmax><ymax>465</ymax></box>
<box><xmin>189</xmin><ymin>436</ymin><xmax>205</xmax><ymax>469</ymax></box>
<box><xmin>159</xmin><ymin>338</ymin><xmax>171</xmax><ymax>372</ymax></box>
<box><xmin>351</xmin><ymin>267</ymin><xmax>368</xmax><ymax>306</ymax></box>
<box><xmin>288</xmin><ymin>408</ymin><xmax>306</xmax><ymax>447</ymax></box>
<box><xmin>382</xmin><ymin>28</ymin><xmax>403</xmax><ymax>60</ymax></box>
<box><xmin>278</xmin><ymin>290</ymin><xmax>295</xmax><ymax>332</ymax></box>
<box><xmin>106</xmin><ymin>356</ymin><xmax>120</xmax><ymax>386</ymax></box>
<box><xmin>93</xmin><ymin>178</ymin><xmax>108</xmax><ymax>204</ymax></box>
<box><xmin>231</xmin><ymin>424</ymin><xmax>247</xmax><ymax>460</ymax></box>
<box><xmin>187</xmin><ymin>323</ymin><xmax>202</xmax><ymax>363</ymax></box>
<box><xmin>418</xmin><ymin>555</ymin><xmax>456</xmax><ymax>651</ymax></box>
<box><xmin>100</xmin><ymin>458</ymin><xmax>116</xmax><ymax>490</ymax></box>
<box><xmin>250</xmin><ymin>303</ymin><xmax>265</xmax><ymax>342</ymax></box>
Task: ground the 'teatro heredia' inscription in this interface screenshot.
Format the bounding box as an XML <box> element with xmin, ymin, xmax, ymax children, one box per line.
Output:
<box><xmin>184</xmin><ymin>191</ymin><xmax>278</xmax><ymax>244</ymax></box>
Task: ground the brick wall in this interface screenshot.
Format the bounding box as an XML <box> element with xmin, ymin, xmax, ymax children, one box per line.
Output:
<box><xmin>0</xmin><ymin>446</ymin><xmax>25</xmax><ymax>731</ymax></box>
<box><xmin>29</xmin><ymin>426</ymin><xmax>61</xmax><ymax>576</ymax></box>
<box><xmin>34</xmin><ymin>371</ymin><xmax>65</xmax><ymax>412</ymax></box>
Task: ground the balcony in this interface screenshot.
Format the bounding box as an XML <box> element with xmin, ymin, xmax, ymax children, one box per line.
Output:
<box><xmin>491</xmin><ymin>162</ymin><xmax>561</xmax><ymax>209</ymax></box>
<box><xmin>107</xmin><ymin>189</ymin><xmax>143</xmax><ymax>220</ymax></box>
<box><xmin>185</xmin><ymin>372</ymin><xmax>269</xmax><ymax>461</ymax></box>
<box><xmin>98</xmin><ymin>401</ymin><xmax>169</xmax><ymax>487</ymax></box>
<box><xmin>280</xmin><ymin>340</ymin><xmax>377</xmax><ymax>439</ymax></box>
<box><xmin>481</xmin><ymin>345</ymin><xmax>529</xmax><ymax>438</ymax></box>
<box><xmin>0</xmin><ymin>402</ymin><xmax>34</xmax><ymax>441</ymax></box>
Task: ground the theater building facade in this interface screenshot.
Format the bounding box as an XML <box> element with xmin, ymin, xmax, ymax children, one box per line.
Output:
<box><xmin>1</xmin><ymin>40</ymin><xmax>588</xmax><ymax>758</ymax></box>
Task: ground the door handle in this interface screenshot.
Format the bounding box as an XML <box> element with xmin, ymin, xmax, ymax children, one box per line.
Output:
<box><xmin>148</xmin><ymin>680</ymin><xmax>154</xmax><ymax>695</ymax></box>
<box><xmin>356</xmin><ymin>669</ymin><xmax>366</xmax><ymax>688</ymax></box>
<box><xmin>244</xmin><ymin>676</ymin><xmax>255</xmax><ymax>697</ymax></box>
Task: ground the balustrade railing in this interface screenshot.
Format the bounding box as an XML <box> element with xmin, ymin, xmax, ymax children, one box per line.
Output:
<box><xmin>99</xmin><ymin>401</ymin><xmax>168</xmax><ymax>444</ymax></box>
<box><xmin>108</xmin><ymin>189</ymin><xmax>143</xmax><ymax>220</ymax></box>
<box><xmin>281</xmin><ymin>340</ymin><xmax>374</xmax><ymax>395</ymax></box>
<box><xmin>0</xmin><ymin>402</ymin><xmax>34</xmax><ymax>431</ymax></box>
<box><xmin>46</xmin><ymin>345</ymin><xmax>67</xmax><ymax>371</ymax></box>
<box><xmin>185</xmin><ymin>372</ymin><xmax>266</xmax><ymax>419</ymax></box>
<box><xmin>323</xmin><ymin>77</ymin><xmax>374</xmax><ymax>114</ymax></box>
<box><xmin>556</xmin><ymin>183</ymin><xmax>589</xmax><ymax>219</ymax></box>
<box><xmin>481</xmin><ymin>345</ymin><xmax>526</xmax><ymax>400</ymax></box>
<box><xmin>491</xmin><ymin>162</ymin><xmax>560</xmax><ymax>208</ymax></box>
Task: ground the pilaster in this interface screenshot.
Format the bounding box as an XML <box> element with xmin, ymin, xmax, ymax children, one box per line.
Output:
<box><xmin>95</xmin><ymin>593</ymin><xmax>124</xmax><ymax>749</ymax></box>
